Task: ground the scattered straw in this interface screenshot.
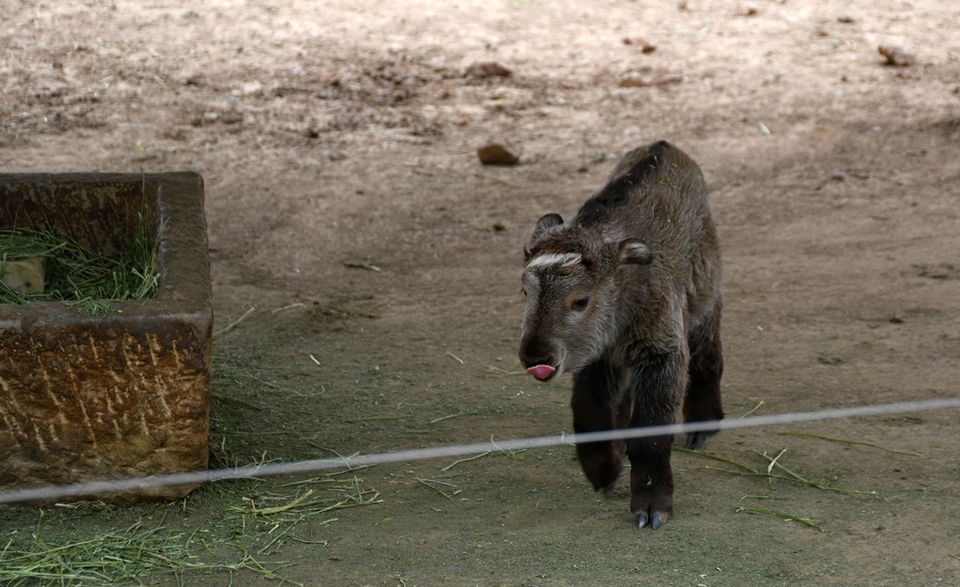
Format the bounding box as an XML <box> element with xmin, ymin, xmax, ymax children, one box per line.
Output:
<box><xmin>674</xmin><ymin>447</ymin><xmax>757</xmax><ymax>474</ymax></box>
<box><xmin>750</xmin><ymin>450</ymin><xmax>876</xmax><ymax>495</ymax></box>
<box><xmin>342</xmin><ymin>261</ymin><xmax>381</xmax><ymax>272</ymax></box>
<box><xmin>764</xmin><ymin>448</ymin><xmax>788</xmax><ymax>475</ymax></box>
<box><xmin>0</xmin><ymin>511</ymin><xmax>293</xmax><ymax>586</ymax></box>
<box><xmin>740</xmin><ymin>400</ymin><xmax>764</xmax><ymax>418</ymax></box>
<box><xmin>213</xmin><ymin>306</ymin><xmax>256</xmax><ymax>337</ymax></box>
<box><xmin>676</xmin><ymin>447</ymin><xmax>875</xmax><ymax>495</ymax></box>
<box><xmin>777</xmin><ymin>431</ymin><xmax>927</xmax><ymax>458</ymax></box>
<box><xmin>441</xmin><ymin>451</ymin><xmax>492</xmax><ymax>472</ymax></box>
<box><xmin>429</xmin><ymin>409</ymin><xmax>481</xmax><ymax>425</ymax></box>
<box><xmin>415</xmin><ymin>477</ymin><xmax>461</xmax><ymax>500</ymax></box>
<box><xmin>225</xmin><ymin>477</ymin><xmax>381</xmax><ymax>523</ymax></box>
<box><xmin>736</xmin><ymin>504</ymin><xmax>823</xmax><ymax>531</ymax></box>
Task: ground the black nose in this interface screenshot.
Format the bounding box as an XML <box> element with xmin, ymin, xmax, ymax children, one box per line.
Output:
<box><xmin>519</xmin><ymin>336</ymin><xmax>556</xmax><ymax>369</ymax></box>
<box><xmin>519</xmin><ymin>354</ymin><xmax>554</xmax><ymax>370</ymax></box>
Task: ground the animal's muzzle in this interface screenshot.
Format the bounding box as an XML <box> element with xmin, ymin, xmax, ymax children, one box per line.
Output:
<box><xmin>519</xmin><ymin>339</ymin><xmax>559</xmax><ymax>381</ymax></box>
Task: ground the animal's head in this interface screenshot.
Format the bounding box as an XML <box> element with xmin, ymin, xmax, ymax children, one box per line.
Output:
<box><xmin>519</xmin><ymin>214</ymin><xmax>652</xmax><ymax>381</ymax></box>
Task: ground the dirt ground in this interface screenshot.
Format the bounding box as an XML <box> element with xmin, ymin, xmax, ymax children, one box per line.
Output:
<box><xmin>2</xmin><ymin>0</ymin><xmax>960</xmax><ymax>585</ymax></box>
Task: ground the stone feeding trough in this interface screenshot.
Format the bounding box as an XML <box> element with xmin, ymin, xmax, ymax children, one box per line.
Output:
<box><xmin>0</xmin><ymin>173</ymin><xmax>213</xmax><ymax>503</ymax></box>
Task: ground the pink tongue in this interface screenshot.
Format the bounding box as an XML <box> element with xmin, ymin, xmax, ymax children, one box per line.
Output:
<box><xmin>526</xmin><ymin>364</ymin><xmax>556</xmax><ymax>380</ymax></box>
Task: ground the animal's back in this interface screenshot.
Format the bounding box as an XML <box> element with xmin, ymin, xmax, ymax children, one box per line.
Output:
<box><xmin>573</xmin><ymin>141</ymin><xmax>720</xmax><ymax>311</ymax></box>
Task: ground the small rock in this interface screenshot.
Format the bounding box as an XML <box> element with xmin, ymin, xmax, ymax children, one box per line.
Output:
<box><xmin>179</xmin><ymin>73</ymin><xmax>203</xmax><ymax>86</ymax></box>
<box><xmin>737</xmin><ymin>3</ymin><xmax>758</xmax><ymax>16</ymax></box>
<box><xmin>619</xmin><ymin>72</ymin><xmax>648</xmax><ymax>87</ymax></box>
<box><xmin>477</xmin><ymin>138</ymin><xmax>521</xmax><ymax>165</ymax></box>
<box><xmin>464</xmin><ymin>61</ymin><xmax>513</xmax><ymax>79</ymax></box>
<box><xmin>817</xmin><ymin>353</ymin><xmax>844</xmax><ymax>366</ymax></box>
<box><xmin>878</xmin><ymin>44</ymin><xmax>915</xmax><ymax>67</ymax></box>
<box><xmin>837</xmin><ymin>15</ymin><xmax>856</xmax><ymax>23</ymax></box>
<box><xmin>623</xmin><ymin>37</ymin><xmax>657</xmax><ymax>53</ymax></box>
<box><xmin>219</xmin><ymin>111</ymin><xmax>243</xmax><ymax>125</ymax></box>
<box><xmin>831</xmin><ymin>172</ymin><xmax>846</xmax><ymax>181</ymax></box>
<box><xmin>913</xmin><ymin>263</ymin><xmax>958</xmax><ymax>280</ymax></box>
<box><xmin>619</xmin><ymin>72</ymin><xmax>683</xmax><ymax>88</ymax></box>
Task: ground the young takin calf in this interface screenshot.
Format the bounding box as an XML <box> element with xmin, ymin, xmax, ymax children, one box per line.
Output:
<box><xmin>519</xmin><ymin>140</ymin><xmax>724</xmax><ymax>530</ymax></box>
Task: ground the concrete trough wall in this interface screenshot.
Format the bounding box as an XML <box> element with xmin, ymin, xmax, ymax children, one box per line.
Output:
<box><xmin>0</xmin><ymin>172</ymin><xmax>213</xmax><ymax>503</ymax></box>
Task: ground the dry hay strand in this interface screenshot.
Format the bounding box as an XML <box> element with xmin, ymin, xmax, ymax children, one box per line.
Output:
<box><xmin>736</xmin><ymin>497</ymin><xmax>824</xmax><ymax>532</ymax></box>
<box><xmin>676</xmin><ymin>447</ymin><xmax>876</xmax><ymax>495</ymax></box>
<box><xmin>776</xmin><ymin>431</ymin><xmax>927</xmax><ymax>458</ymax></box>
<box><xmin>226</xmin><ymin>476</ymin><xmax>382</xmax><ymax>523</ymax></box>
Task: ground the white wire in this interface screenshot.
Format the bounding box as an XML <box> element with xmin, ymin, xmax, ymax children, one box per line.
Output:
<box><xmin>1</xmin><ymin>397</ymin><xmax>958</xmax><ymax>505</ymax></box>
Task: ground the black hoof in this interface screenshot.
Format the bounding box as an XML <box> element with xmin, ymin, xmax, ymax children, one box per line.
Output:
<box><xmin>636</xmin><ymin>512</ymin><xmax>647</xmax><ymax>529</ymax></box>
<box><xmin>637</xmin><ymin>510</ymin><xmax>669</xmax><ymax>530</ymax></box>
<box><xmin>651</xmin><ymin>511</ymin><xmax>668</xmax><ymax>530</ymax></box>
<box><xmin>684</xmin><ymin>431</ymin><xmax>714</xmax><ymax>450</ymax></box>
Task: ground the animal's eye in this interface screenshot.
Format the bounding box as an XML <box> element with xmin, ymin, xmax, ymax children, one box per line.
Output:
<box><xmin>571</xmin><ymin>297</ymin><xmax>589</xmax><ymax>311</ymax></box>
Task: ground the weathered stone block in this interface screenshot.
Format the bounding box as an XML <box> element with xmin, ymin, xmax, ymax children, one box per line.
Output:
<box><xmin>0</xmin><ymin>173</ymin><xmax>212</xmax><ymax>503</ymax></box>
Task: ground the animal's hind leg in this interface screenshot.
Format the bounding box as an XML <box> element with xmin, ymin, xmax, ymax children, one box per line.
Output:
<box><xmin>571</xmin><ymin>359</ymin><xmax>627</xmax><ymax>495</ymax></box>
<box><xmin>683</xmin><ymin>301</ymin><xmax>724</xmax><ymax>449</ymax></box>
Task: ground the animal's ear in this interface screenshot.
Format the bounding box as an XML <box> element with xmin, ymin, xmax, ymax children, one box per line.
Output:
<box><xmin>524</xmin><ymin>213</ymin><xmax>564</xmax><ymax>261</ymax></box>
<box><xmin>618</xmin><ymin>238</ymin><xmax>653</xmax><ymax>265</ymax></box>
<box><xmin>530</xmin><ymin>214</ymin><xmax>563</xmax><ymax>241</ymax></box>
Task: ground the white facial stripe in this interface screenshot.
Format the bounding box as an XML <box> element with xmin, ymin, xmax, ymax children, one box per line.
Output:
<box><xmin>526</xmin><ymin>252</ymin><xmax>582</xmax><ymax>269</ymax></box>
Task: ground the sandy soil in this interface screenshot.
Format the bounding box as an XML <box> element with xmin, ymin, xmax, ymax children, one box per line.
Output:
<box><xmin>2</xmin><ymin>0</ymin><xmax>960</xmax><ymax>585</ymax></box>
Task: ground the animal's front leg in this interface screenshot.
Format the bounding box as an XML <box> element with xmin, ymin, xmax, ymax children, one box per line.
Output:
<box><xmin>571</xmin><ymin>359</ymin><xmax>627</xmax><ymax>495</ymax></box>
<box><xmin>626</xmin><ymin>351</ymin><xmax>685</xmax><ymax>530</ymax></box>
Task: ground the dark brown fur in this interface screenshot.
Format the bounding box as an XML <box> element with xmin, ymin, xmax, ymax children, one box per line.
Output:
<box><xmin>518</xmin><ymin>140</ymin><xmax>724</xmax><ymax>529</ymax></box>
